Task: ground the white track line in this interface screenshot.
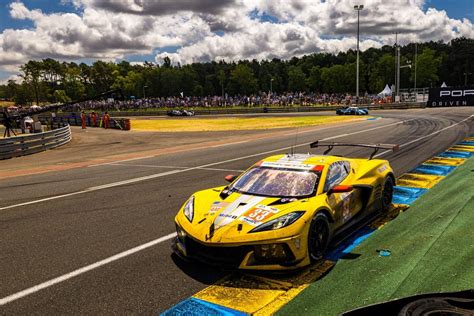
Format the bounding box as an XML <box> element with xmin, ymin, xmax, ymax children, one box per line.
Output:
<box><xmin>211</xmin><ymin>140</ymin><xmax>249</xmax><ymax>148</ymax></box>
<box><xmin>109</xmin><ymin>163</ymin><xmax>245</xmax><ymax>173</ymax></box>
<box><xmin>88</xmin><ymin>155</ymin><xmax>156</xmax><ymax>168</ymax></box>
<box><xmin>0</xmin><ymin>233</ymin><xmax>177</xmax><ymax>306</ymax></box>
<box><xmin>2</xmin><ymin>116</ymin><xmax>472</xmax><ymax>305</ymax></box>
<box><xmin>373</xmin><ymin>115</ymin><xmax>473</xmax><ymax>158</ymax></box>
<box><xmin>0</xmin><ymin>119</ymin><xmax>414</xmax><ymax>212</ymax></box>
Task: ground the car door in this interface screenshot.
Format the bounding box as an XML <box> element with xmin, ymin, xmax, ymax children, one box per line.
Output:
<box><xmin>324</xmin><ymin>161</ymin><xmax>363</xmax><ymax>226</ymax></box>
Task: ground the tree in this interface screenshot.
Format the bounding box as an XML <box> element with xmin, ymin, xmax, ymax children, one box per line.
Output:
<box><xmin>306</xmin><ymin>66</ymin><xmax>322</xmax><ymax>92</ymax></box>
<box><xmin>367</xmin><ymin>53</ymin><xmax>394</xmax><ymax>93</ymax></box>
<box><xmin>53</xmin><ymin>90</ymin><xmax>71</xmax><ymax>103</ymax></box>
<box><xmin>217</xmin><ymin>69</ymin><xmax>226</xmax><ymax>97</ymax></box>
<box><xmin>287</xmin><ymin>66</ymin><xmax>306</xmax><ymax>92</ymax></box>
<box><xmin>414</xmin><ymin>48</ymin><xmax>442</xmax><ymax>87</ymax></box>
<box><xmin>20</xmin><ymin>61</ymin><xmax>42</xmax><ymax>105</ymax></box>
<box><xmin>229</xmin><ymin>64</ymin><xmax>258</xmax><ymax>95</ymax></box>
<box><xmin>321</xmin><ymin>65</ymin><xmax>346</xmax><ymax>93</ymax></box>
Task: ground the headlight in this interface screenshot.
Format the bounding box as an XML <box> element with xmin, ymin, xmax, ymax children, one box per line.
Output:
<box><xmin>249</xmin><ymin>211</ymin><xmax>304</xmax><ymax>233</ymax></box>
<box><xmin>183</xmin><ymin>196</ymin><xmax>194</xmax><ymax>222</ymax></box>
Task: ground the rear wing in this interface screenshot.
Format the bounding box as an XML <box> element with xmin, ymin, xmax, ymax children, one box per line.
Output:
<box><xmin>310</xmin><ymin>141</ymin><xmax>400</xmax><ymax>160</ymax></box>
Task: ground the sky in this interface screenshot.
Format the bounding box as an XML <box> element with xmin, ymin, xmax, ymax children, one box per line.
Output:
<box><xmin>0</xmin><ymin>0</ymin><xmax>473</xmax><ymax>83</ymax></box>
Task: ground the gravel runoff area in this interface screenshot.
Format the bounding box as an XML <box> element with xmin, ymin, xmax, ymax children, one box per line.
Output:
<box><xmin>279</xmin><ymin>155</ymin><xmax>474</xmax><ymax>315</ymax></box>
<box><xmin>130</xmin><ymin>115</ymin><xmax>361</xmax><ymax>132</ymax></box>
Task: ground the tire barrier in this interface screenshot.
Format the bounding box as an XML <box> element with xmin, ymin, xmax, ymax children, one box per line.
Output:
<box><xmin>38</xmin><ymin>115</ymin><xmax>130</xmax><ymax>130</ymax></box>
<box><xmin>0</xmin><ymin>125</ymin><xmax>71</xmax><ymax>160</ymax></box>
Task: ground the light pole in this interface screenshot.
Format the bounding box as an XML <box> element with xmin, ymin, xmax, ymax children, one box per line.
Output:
<box><xmin>143</xmin><ymin>85</ymin><xmax>148</xmax><ymax>99</ymax></box>
<box><xmin>270</xmin><ymin>78</ymin><xmax>274</xmax><ymax>95</ymax></box>
<box><xmin>464</xmin><ymin>72</ymin><xmax>472</xmax><ymax>86</ymax></box>
<box><xmin>393</xmin><ymin>32</ymin><xmax>398</xmax><ymax>101</ymax></box>
<box><xmin>400</xmin><ymin>61</ymin><xmax>412</xmax><ymax>92</ymax></box>
<box><xmin>414</xmin><ymin>43</ymin><xmax>417</xmax><ymax>92</ymax></box>
<box><xmin>354</xmin><ymin>4</ymin><xmax>364</xmax><ymax>104</ymax></box>
<box><xmin>397</xmin><ymin>60</ymin><xmax>412</xmax><ymax>101</ymax></box>
<box><xmin>396</xmin><ymin>46</ymin><xmax>400</xmax><ymax>100</ymax></box>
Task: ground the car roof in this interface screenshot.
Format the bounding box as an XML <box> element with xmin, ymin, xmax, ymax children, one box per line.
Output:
<box><xmin>258</xmin><ymin>154</ymin><xmax>349</xmax><ymax>169</ymax></box>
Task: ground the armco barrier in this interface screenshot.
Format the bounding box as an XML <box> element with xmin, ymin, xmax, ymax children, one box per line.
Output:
<box><xmin>109</xmin><ymin>102</ymin><xmax>426</xmax><ymax>116</ymax></box>
<box><xmin>0</xmin><ymin>125</ymin><xmax>72</xmax><ymax>160</ymax></box>
<box><xmin>39</xmin><ymin>102</ymin><xmax>426</xmax><ymax>119</ymax></box>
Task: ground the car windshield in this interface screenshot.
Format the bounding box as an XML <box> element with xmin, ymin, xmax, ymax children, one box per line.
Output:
<box><xmin>230</xmin><ymin>167</ymin><xmax>319</xmax><ymax>197</ymax></box>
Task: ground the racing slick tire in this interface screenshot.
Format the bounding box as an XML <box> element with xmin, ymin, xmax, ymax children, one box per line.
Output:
<box><xmin>308</xmin><ymin>213</ymin><xmax>330</xmax><ymax>262</ymax></box>
<box><xmin>381</xmin><ymin>176</ymin><xmax>394</xmax><ymax>213</ymax></box>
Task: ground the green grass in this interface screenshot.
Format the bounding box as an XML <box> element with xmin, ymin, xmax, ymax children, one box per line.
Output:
<box><xmin>279</xmin><ymin>156</ymin><xmax>474</xmax><ymax>315</ymax></box>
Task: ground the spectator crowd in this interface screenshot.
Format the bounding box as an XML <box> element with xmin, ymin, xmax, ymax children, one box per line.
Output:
<box><xmin>65</xmin><ymin>92</ymin><xmax>386</xmax><ymax>112</ymax></box>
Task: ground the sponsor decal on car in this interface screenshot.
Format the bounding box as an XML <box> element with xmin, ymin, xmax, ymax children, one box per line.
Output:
<box><xmin>340</xmin><ymin>192</ymin><xmax>352</xmax><ymax>223</ymax></box>
<box><xmin>208</xmin><ymin>201</ymin><xmax>230</xmax><ymax>215</ymax></box>
<box><xmin>260</xmin><ymin>161</ymin><xmax>315</xmax><ymax>170</ymax></box>
<box><xmin>378</xmin><ymin>164</ymin><xmax>388</xmax><ymax>173</ymax></box>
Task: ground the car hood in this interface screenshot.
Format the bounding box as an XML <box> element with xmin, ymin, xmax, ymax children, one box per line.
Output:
<box><xmin>183</xmin><ymin>186</ymin><xmax>312</xmax><ymax>243</ymax></box>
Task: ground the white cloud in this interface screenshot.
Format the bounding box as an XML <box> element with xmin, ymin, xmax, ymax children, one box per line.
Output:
<box><xmin>0</xmin><ymin>0</ymin><xmax>473</xmax><ymax>76</ymax></box>
<box><xmin>0</xmin><ymin>73</ymin><xmax>22</xmax><ymax>85</ymax></box>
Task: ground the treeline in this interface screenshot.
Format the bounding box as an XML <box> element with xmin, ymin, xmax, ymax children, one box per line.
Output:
<box><xmin>0</xmin><ymin>37</ymin><xmax>473</xmax><ymax>105</ymax></box>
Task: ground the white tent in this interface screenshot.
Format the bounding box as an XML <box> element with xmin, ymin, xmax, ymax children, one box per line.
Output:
<box><xmin>378</xmin><ymin>84</ymin><xmax>392</xmax><ymax>96</ymax></box>
<box><xmin>441</xmin><ymin>82</ymin><xmax>447</xmax><ymax>87</ymax></box>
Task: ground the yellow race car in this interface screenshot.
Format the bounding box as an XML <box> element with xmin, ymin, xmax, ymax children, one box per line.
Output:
<box><xmin>173</xmin><ymin>142</ymin><xmax>398</xmax><ymax>270</ymax></box>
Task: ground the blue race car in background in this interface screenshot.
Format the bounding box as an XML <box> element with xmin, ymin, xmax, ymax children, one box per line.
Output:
<box><xmin>336</xmin><ymin>106</ymin><xmax>369</xmax><ymax>115</ymax></box>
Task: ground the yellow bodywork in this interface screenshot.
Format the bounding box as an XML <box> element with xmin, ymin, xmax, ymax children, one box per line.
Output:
<box><xmin>174</xmin><ymin>154</ymin><xmax>394</xmax><ymax>270</ymax></box>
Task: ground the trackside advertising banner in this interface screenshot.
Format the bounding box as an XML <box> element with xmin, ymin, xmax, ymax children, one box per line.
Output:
<box><xmin>428</xmin><ymin>86</ymin><xmax>474</xmax><ymax>107</ymax></box>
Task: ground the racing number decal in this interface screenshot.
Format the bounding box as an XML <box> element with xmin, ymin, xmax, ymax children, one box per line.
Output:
<box><xmin>247</xmin><ymin>208</ymin><xmax>273</xmax><ymax>222</ymax></box>
<box><xmin>241</xmin><ymin>205</ymin><xmax>279</xmax><ymax>226</ymax></box>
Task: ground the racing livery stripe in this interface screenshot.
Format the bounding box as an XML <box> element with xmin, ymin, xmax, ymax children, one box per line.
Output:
<box><xmin>213</xmin><ymin>195</ymin><xmax>266</xmax><ymax>229</ymax></box>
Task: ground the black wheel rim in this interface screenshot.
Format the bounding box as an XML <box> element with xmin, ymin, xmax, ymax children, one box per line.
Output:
<box><xmin>383</xmin><ymin>179</ymin><xmax>393</xmax><ymax>210</ymax></box>
<box><xmin>309</xmin><ymin>219</ymin><xmax>328</xmax><ymax>260</ymax></box>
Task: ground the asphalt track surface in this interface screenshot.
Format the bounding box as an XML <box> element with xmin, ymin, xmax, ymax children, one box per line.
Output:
<box><xmin>1</xmin><ymin>107</ymin><xmax>473</xmax><ymax>314</ymax></box>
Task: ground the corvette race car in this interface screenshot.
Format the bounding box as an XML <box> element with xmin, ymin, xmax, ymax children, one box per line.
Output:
<box><xmin>336</xmin><ymin>106</ymin><xmax>369</xmax><ymax>115</ymax></box>
<box><xmin>173</xmin><ymin>142</ymin><xmax>398</xmax><ymax>270</ymax></box>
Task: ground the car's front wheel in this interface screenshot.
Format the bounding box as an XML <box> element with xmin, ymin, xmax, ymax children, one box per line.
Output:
<box><xmin>308</xmin><ymin>213</ymin><xmax>330</xmax><ymax>262</ymax></box>
<box><xmin>381</xmin><ymin>176</ymin><xmax>394</xmax><ymax>212</ymax></box>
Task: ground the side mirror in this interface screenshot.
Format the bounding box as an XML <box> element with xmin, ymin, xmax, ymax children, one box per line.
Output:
<box><xmin>224</xmin><ymin>175</ymin><xmax>237</xmax><ymax>183</ymax></box>
<box><xmin>329</xmin><ymin>185</ymin><xmax>353</xmax><ymax>194</ymax></box>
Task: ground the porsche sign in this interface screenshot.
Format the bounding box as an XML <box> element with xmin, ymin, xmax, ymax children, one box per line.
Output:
<box><xmin>428</xmin><ymin>86</ymin><xmax>474</xmax><ymax>107</ymax></box>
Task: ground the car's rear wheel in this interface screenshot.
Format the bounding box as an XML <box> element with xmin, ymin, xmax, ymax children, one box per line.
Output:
<box><xmin>308</xmin><ymin>213</ymin><xmax>330</xmax><ymax>262</ymax></box>
<box><xmin>381</xmin><ymin>176</ymin><xmax>394</xmax><ymax>212</ymax></box>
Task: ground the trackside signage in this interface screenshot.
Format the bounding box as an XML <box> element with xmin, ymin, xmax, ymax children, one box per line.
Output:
<box><xmin>428</xmin><ymin>86</ymin><xmax>474</xmax><ymax>107</ymax></box>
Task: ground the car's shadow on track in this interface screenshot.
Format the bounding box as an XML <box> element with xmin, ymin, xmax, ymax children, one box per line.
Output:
<box><xmin>171</xmin><ymin>253</ymin><xmax>228</xmax><ymax>285</ymax></box>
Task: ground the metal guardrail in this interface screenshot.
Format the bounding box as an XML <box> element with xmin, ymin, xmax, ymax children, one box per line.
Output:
<box><xmin>0</xmin><ymin>125</ymin><xmax>72</xmax><ymax>160</ymax></box>
<box><xmin>47</xmin><ymin>102</ymin><xmax>425</xmax><ymax>118</ymax></box>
